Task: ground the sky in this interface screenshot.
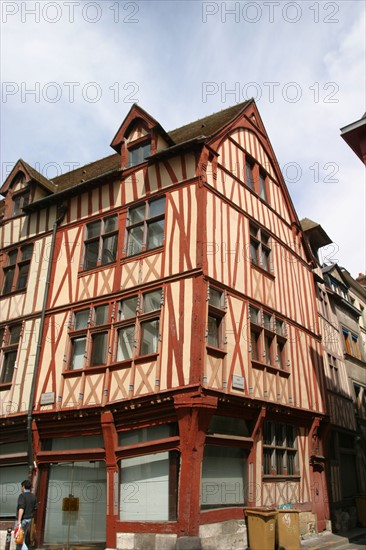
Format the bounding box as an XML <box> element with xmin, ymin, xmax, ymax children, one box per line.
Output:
<box><xmin>1</xmin><ymin>0</ymin><xmax>365</xmax><ymax>278</ymax></box>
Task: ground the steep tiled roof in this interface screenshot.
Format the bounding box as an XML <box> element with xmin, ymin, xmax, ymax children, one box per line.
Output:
<box><xmin>21</xmin><ymin>159</ymin><xmax>57</xmax><ymax>192</ymax></box>
<box><xmin>53</xmin><ymin>153</ymin><xmax>120</xmax><ymax>190</ymax></box>
<box><xmin>25</xmin><ymin>101</ymin><xmax>252</xmax><ymax>200</ymax></box>
<box><xmin>168</xmin><ymin>101</ymin><xmax>250</xmax><ymax>144</ymax></box>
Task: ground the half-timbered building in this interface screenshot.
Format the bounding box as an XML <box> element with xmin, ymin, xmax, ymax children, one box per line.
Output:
<box><xmin>1</xmin><ymin>101</ymin><xmax>331</xmax><ymax>549</ymax></box>
<box><xmin>302</xmin><ymin>219</ymin><xmax>366</xmax><ymax>531</ymax></box>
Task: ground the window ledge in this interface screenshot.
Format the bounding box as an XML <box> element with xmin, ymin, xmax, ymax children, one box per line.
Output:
<box><xmin>79</xmin><ymin>261</ymin><xmax>116</xmax><ymax>276</ymax></box>
<box><xmin>1</xmin><ymin>288</ymin><xmax>27</xmax><ymax>298</ymax></box>
<box><xmin>251</xmin><ymin>360</ymin><xmax>290</xmax><ymax>377</ymax></box>
<box><xmin>134</xmin><ymin>353</ymin><xmax>159</xmax><ymax>364</ymax></box>
<box><xmin>206</xmin><ymin>346</ymin><xmax>227</xmax><ymax>358</ymax></box>
<box><xmin>63</xmin><ymin>364</ymin><xmax>108</xmax><ymax>376</ymax></box>
<box><xmin>251</xmin><ymin>262</ymin><xmax>275</xmax><ymax>280</ymax></box>
<box><xmin>121</xmin><ymin>246</ymin><xmax>164</xmax><ymax>262</ymax></box>
<box><xmin>263</xmin><ymin>475</ymin><xmax>300</xmax><ymax>481</ymax></box>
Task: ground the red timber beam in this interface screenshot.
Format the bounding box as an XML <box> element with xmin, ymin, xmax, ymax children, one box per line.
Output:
<box><xmin>174</xmin><ymin>391</ymin><xmax>218</xmax><ymax>537</ymax></box>
<box><xmin>101</xmin><ymin>410</ymin><xmax>118</xmax><ymax>549</ymax></box>
<box><xmin>247</xmin><ymin>407</ymin><xmax>266</xmax><ymax>506</ymax></box>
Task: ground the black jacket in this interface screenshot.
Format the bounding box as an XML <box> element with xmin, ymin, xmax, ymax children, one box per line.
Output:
<box><xmin>17</xmin><ymin>492</ymin><xmax>38</xmax><ymax>520</ymax></box>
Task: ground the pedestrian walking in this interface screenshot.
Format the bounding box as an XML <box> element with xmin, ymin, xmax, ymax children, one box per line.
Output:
<box><xmin>15</xmin><ymin>480</ymin><xmax>38</xmax><ymax>550</ymax></box>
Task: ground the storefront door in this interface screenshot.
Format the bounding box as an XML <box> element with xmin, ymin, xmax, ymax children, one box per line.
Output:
<box><xmin>43</xmin><ymin>461</ymin><xmax>106</xmax><ymax>548</ymax></box>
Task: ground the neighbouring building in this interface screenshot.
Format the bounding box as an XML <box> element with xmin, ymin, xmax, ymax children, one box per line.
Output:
<box><xmin>302</xmin><ymin>219</ymin><xmax>366</xmax><ymax>531</ymax></box>
<box><xmin>1</xmin><ymin>101</ymin><xmax>331</xmax><ymax>549</ymax></box>
<box><xmin>340</xmin><ymin>113</ymin><xmax>366</xmax><ymax>165</ymax></box>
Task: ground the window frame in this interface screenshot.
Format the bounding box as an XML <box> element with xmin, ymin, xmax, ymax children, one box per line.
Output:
<box><xmin>0</xmin><ymin>324</ymin><xmax>22</xmax><ymax>386</ymax></box>
<box><xmin>66</xmin><ymin>290</ymin><xmax>163</xmax><ymax>371</ymax></box>
<box><xmin>68</xmin><ymin>304</ymin><xmax>111</xmax><ymax>371</ymax></box>
<box><xmin>1</xmin><ymin>244</ymin><xmax>33</xmax><ymax>295</ymax></box>
<box><xmin>249</xmin><ymin>223</ymin><xmax>272</xmax><ymax>272</ymax></box>
<box><xmin>82</xmin><ymin>214</ymin><xmax>118</xmax><ymax>271</ymax></box>
<box><xmin>342</xmin><ymin>328</ymin><xmax>361</xmax><ymax>360</ymax></box>
<box><xmin>262</xmin><ymin>421</ymin><xmax>298</xmax><ymax>477</ymax></box>
<box><xmin>115</xmin><ymin>288</ymin><xmax>162</xmax><ymax>361</ymax></box>
<box><xmin>207</xmin><ymin>287</ymin><xmax>226</xmax><ymax>350</ymax></box>
<box><xmin>124</xmin><ymin>196</ymin><xmax>166</xmax><ymax>257</ymax></box>
<box><xmin>127</xmin><ymin>141</ymin><xmax>151</xmax><ymax>168</ymax></box>
<box><xmin>249</xmin><ymin>306</ymin><xmax>287</xmax><ymax>370</ymax></box>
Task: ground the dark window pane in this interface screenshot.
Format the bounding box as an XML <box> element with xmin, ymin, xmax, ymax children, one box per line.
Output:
<box><xmin>246</xmin><ymin>162</ymin><xmax>254</xmax><ymax>189</ymax></box>
<box><xmin>9</xmin><ymin>325</ymin><xmax>21</xmax><ymax>344</ymax></box>
<box><xmin>2</xmin><ymin>267</ymin><xmax>15</xmax><ymax>294</ymax></box>
<box><xmin>209</xmin><ymin>288</ymin><xmax>223</xmax><ymax>308</ymax></box>
<box><xmin>143</xmin><ymin>290</ymin><xmax>161</xmax><ymax>313</ymax></box>
<box><xmin>147</xmin><ymin>219</ymin><xmax>164</xmax><ymax>249</ymax></box>
<box><xmin>120</xmin><ymin>296</ymin><xmax>138</xmax><ymax>319</ymax></box>
<box><xmin>75</xmin><ymin>310</ymin><xmax>89</xmax><ymax>330</ymax></box>
<box><xmin>1</xmin><ymin>351</ymin><xmax>17</xmax><ymax>383</ymax></box>
<box><xmin>263</xmin><ymin>422</ymin><xmax>272</xmax><ymax>445</ymax></box>
<box><xmin>263</xmin><ymin>449</ymin><xmax>272</xmax><ymax>475</ymax></box>
<box><xmin>117</xmin><ymin>326</ymin><xmax>135</xmax><ymax>361</ymax></box>
<box><xmin>101</xmin><ymin>234</ymin><xmax>117</xmax><ymax>264</ymax></box>
<box><xmin>16</xmin><ymin>264</ymin><xmax>30</xmax><ymax>290</ymax></box>
<box><xmin>250</xmin><ymin>307</ymin><xmax>260</xmax><ymax>324</ymax></box>
<box><xmin>84</xmin><ymin>241</ymin><xmax>99</xmax><ymax>269</ymax></box>
<box><xmin>265</xmin><ymin>335</ymin><xmax>273</xmax><ymax>365</ymax></box>
<box><xmin>128</xmin><ymin>204</ymin><xmax>145</xmax><ymax>225</ymax></box>
<box><xmin>149</xmin><ymin>197</ymin><xmax>166</xmax><ymax>218</ymax></box>
<box><xmin>261</xmin><ymin>249</ymin><xmax>270</xmax><ymax>271</ymax></box>
<box><xmin>250</xmin><ymin>241</ymin><xmax>259</xmax><ymax>265</ymax></box>
<box><xmin>287</xmin><ymin>451</ymin><xmax>296</xmax><ymax>475</ymax></box>
<box><xmin>95</xmin><ymin>305</ymin><xmax>109</xmax><ymax>326</ymax></box>
<box><xmin>140</xmin><ymin>320</ymin><xmax>159</xmax><ymax>355</ymax></box>
<box><xmin>208</xmin><ymin>316</ymin><xmax>220</xmax><ymax>348</ymax></box>
<box><xmin>251</xmin><ymin>330</ymin><xmax>260</xmax><ymax>360</ymax></box>
<box><xmin>276</xmin><ymin>449</ymin><xmax>284</xmax><ymax>474</ymax></box>
<box><xmin>8</xmin><ymin>251</ymin><xmax>18</xmax><ymax>265</ymax></box>
<box><xmin>260</xmin><ymin>173</ymin><xmax>267</xmax><ymax>200</ymax></box>
<box><xmin>13</xmin><ymin>196</ymin><xmax>21</xmax><ymax>216</ymax></box>
<box><xmin>91</xmin><ymin>332</ymin><xmax>108</xmax><ymax>366</ymax></box>
<box><xmin>21</xmin><ymin>245</ymin><xmax>33</xmax><ymax>261</ymax></box>
<box><xmin>263</xmin><ymin>313</ymin><xmax>272</xmax><ymax>330</ymax></box>
<box><xmin>127</xmin><ymin>226</ymin><xmax>144</xmax><ymax>256</ymax></box>
<box><xmin>86</xmin><ymin>220</ymin><xmax>100</xmax><ymax>239</ymax></box>
<box><xmin>70</xmin><ymin>337</ymin><xmax>86</xmax><ymax>370</ymax></box>
<box><xmin>104</xmin><ymin>215</ymin><xmax>117</xmax><ymax>233</ymax></box>
<box><xmin>0</xmin><ymin>328</ymin><xmax>4</xmax><ymax>346</ymax></box>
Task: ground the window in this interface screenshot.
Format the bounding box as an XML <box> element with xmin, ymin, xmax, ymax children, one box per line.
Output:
<box><xmin>201</xmin><ymin>446</ymin><xmax>247</xmax><ymax>509</ymax></box>
<box><xmin>1</xmin><ymin>244</ymin><xmax>33</xmax><ymax>295</ymax></box>
<box><xmin>68</xmin><ymin>305</ymin><xmax>109</xmax><ymax>370</ymax></box>
<box><xmin>125</xmin><ymin>197</ymin><xmax>165</xmax><ymax>256</ymax></box>
<box><xmin>244</xmin><ymin>159</ymin><xmax>269</xmax><ymax>203</ymax></box>
<box><xmin>119</xmin><ymin>424</ymin><xmax>178</xmax><ymax>521</ymax></box>
<box><xmin>342</xmin><ymin>328</ymin><xmax>361</xmax><ymax>360</ymax></box>
<box><xmin>249</xmin><ymin>223</ymin><xmax>271</xmax><ymax>271</ymax></box>
<box><xmin>262</xmin><ymin>421</ymin><xmax>297</xmax><ymax>476</ymax></box>
<box><xmin>83</xmin><ymin>215</ymin><xmax>118</xmax><ymax>270</ymax></box>
<box><xmin>249</xmin><ymin>306</ymin><xmax>287</xmax><ymax>369</ymax></box>
<box><xmin>245</xmin><ymin>161</ymin><xmax>254</xmax><ymax>190</ymax></box>
<box><xmin>116</xmin><ymin>289</ymin><xmax>162</xmax><ymax>360</ymax></box>
<box><xmin>328</xmin><ymin>354</ymin><xmax>340</xmax><ymax>390</ymax></box>
<box><xmin>0</xmin><ymin>324</ymin><xmax>21</xmax><ymax>385</ymax></box>
<box><xmin>207</xmin><ymin>287</ymin><xmax>225</xmax><ymax>349</ymax></box>
<box><xmin>67</xmin><ymin>291</ymin><xmax>163</xmax><ymax>370</ymax></box>
<box><xmin>128</xmin><ymin>142</ymin><xmax>151</xmax><ymax>167</ymax></box>
<box><xmin>12</xmin><ymin>190</ymin><xmax>30</xmax><ymax>216</ymax></box>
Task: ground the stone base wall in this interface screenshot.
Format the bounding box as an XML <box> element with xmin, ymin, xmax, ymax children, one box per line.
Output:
<box><xmin>115</xmin><ymin>520</ymin><xmax>247</xmax><ymax>550</ymax></box>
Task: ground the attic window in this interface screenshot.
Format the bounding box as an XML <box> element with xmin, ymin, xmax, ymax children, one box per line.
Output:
<box><xmin>12</xmin><ymin>190</ymin><xmax>30</xmax><ymax>216</ymax></box>
<box><xmin>128</xmin><ymin>142</ymin><xmax>151</xmax><ymax>168</ymax></box>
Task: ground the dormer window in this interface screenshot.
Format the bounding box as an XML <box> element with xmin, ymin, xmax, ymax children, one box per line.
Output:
<box><xmin>128</xmin><ymin>142</ymin><xmax>151</xmax><ymax>168</ymax></box>
<box><xmin>12</xmin><ymin>189</ymin><xmax>30</xmax><ymax>216</ymax></box>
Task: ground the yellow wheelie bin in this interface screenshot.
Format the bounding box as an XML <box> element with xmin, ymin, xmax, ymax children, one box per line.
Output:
<box><xmin>276</xmin><ymin>509</ymin><xmax>301</xmax><ymax>550</ymax></box>
<box><xmin>246</xmin><ymin>508</ymin><xmax>277</xmax><ymax>550</ymax></box>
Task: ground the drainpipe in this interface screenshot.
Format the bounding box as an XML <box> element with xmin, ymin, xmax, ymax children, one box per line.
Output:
<box><xmin>27</xmin><ymin>204</ymin><xmax>67</xmax><ymax>479</ymax></box>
